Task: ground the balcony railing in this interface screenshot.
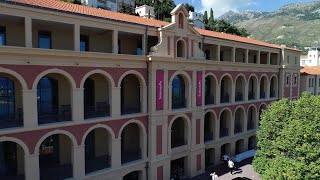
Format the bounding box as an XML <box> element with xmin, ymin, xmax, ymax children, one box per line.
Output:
<box><xmin>260</xmin><ymin>92</ymin><xmax>266</xmax><ymax>99</ymax></box>
<box><xmin>220</xmin><ymin>93</ymin><xmax>230</xmax><ymax>103</ymax></box>
<box><xmin>38</xmin><ymin>105</ymin><xmax>71</xmax><ymax>124</ymax></box>
<box><xmin>84</xmin><ymin>102</ymin><xmax>110</xmax><ymax>119</ymax></box>
<box><xmin>40</xmin><ymin>164</ymin><xmax>72</xmax><ymax>180</ymax></box>
<box><xmin>235</xmin><ymin>92</ymin><xmax>243</xmax><ymax>102</ymax></box>
<box><xmin>172</xmin><ymin>98</ymin><xmax>186</xmax><ymax>109</ymax></box>
<box><xmin>270</xmin><ymin>90</ymin><xmax>276</xmax><ymax>98</ymax></box>
<box><xmin>247</xmin><ymin>121</ymin><xmax>254</xmax><ymax>130</ymax></box>
<box><xmin>121</xmin><ymin>148</ymin><xmax>141</xmax><ymax>164</ymax></box>
<box><xmin>248</xmin><ymin>92</ymin><xmax>255</xmax><ymax>100</ymax></box>
<box><xmin>219</xmin><ymin>128</ymin><xmax>228</xmax><ymax>138</ymax></box>
<box><xmin>85</xmin><ymin>155</ymin><xmax>111</xmax><ymax>174</ymax></box>
<box><xmin>205</xmin><ymin>95</ymin><xmax>214</xmax><ymax>105</ymax></box>
<box><xmin>171</xmin><ymin>138</ymin><xmax>187</xmax><ymax>148</ymax></box>
<box><xmin>121</xmin><ymin>105</ymin><xmax>141</xmax><ymax>115</ymax></box>
<box><xmin>234</xmin><ymin>125</ymin><xmax>242</xmax><ymax>134</ymax></box>
<box><xmin>0</xmin><ymin>109</ymin><xmax>23</xmax><ymax>129</ymax></box>
<box><xmin>204</xmin><ymin>131</ymin><xmax>214</xmax><ymax>142</ymax></box>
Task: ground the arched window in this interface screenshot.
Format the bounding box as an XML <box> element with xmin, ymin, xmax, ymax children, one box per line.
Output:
<box><xmin>178</xmin><ymin>13</ymin><xmax>184</xmax><ymax>28</ymax></box>
<box><xmin>37</xmin><ymin>77</ymin><xmax>58</xmax><ymax>119</ymax></box>
<box><xmin>177</xmin><ymin>40</ymin><xmax>186</xmax><ymax>58</ymax></box>
<box><xmin>0</xmin><ymin>78</ymin><xmax>15</xmax><ymax>122</ymax></box>
<box><xmin>172</xmin><ymin>75</ymin><xmax>186</xmax><ymax>109</ymax></box>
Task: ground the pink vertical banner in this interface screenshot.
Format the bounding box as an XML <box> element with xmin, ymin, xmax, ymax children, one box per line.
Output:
<box><xmin>196</xmin><ymin>71</ymin><xmax>203</xmax><ymax>106</ymax></box>
<box><xmin>156</xmin><ymin>70</ymin><xmax>164</xmax><ymax>110</ymax></box>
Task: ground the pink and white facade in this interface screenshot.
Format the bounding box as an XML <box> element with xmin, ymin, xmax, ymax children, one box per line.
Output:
<box><xmin>0</xmin><ymin>1</ymin><xmax>301</xmax><ymax>180</ymax></box>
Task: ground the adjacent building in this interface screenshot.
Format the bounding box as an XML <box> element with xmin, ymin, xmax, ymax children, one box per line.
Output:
<box><xmin>188</xmin><ymin>11</ymin><xmax>205</xmax><ymax>29</ymax></box>
<box><xmin>300</xmin><ymin>66</ymin><xmax>320</xmax><ymax>95</ymax></box>
<box><xmin>82</xmin><ymin>0</ymin><xmax>134</xmax><ymax>11</ymax></box>
<box><xmin>135</xmin><ymin>5</ymin><xmax>155</xmax><ymax>19</ymax></box>
<box><xmin>300</xmin><ymin>47</ymin><xmax>320</xmax><ymax>66</ymax></box>
<box><xmin>0</xmin><ymin>1</ymin><xmax>301</xmax><ymax>180</ymax></box>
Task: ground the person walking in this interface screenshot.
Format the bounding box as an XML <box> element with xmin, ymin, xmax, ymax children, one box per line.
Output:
<box><xmin>228</xmin><ymin>159</ymin><xmax>235</xmax><ymax>175</ymax></box>
<box><xmin>222</xmin><ymin>154</ymin><xmax>229</xmax><ymax>166</ymax></box>
<box><xmin>210</xmin><ymin>172</ymin><xmax>219</xmax><ymax>180</ymax></box>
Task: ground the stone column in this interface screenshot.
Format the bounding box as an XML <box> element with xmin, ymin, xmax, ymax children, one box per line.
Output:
<box><xmin>111</xmin><ymin>87</ymin><xmax>121</xmax><ymax>117</ymax></box>
<box><xmin>244</xmin><ymin>82</ymin><xmax>249</xmax><ymax>102</ymax></box>
<box><xmin>232</xmin><ymin>47</ymin><xmax>236</xmax><ymax>62</ymax></box>
<box><xmin>113</xmin><ymin>30</ymin><xmax>119</xmax><ymax>54</ymax></box>
<box><xmin>25</xmin><ymin>17</ymin><xmax>32</xmax><ymax>48</ymax></box>
<box><xmin>216</xmin><ymin>45</ymin><xmax>221</xmax><ymax>61</ymax></box>
<box><xmin>111</xmin><ymin>138</ymin><xmax>122</xmax><ymax>169</ymax></box>
<box><xmin>74</xmin><ymin>24</ymin><xmax>80</xmax><ymax>51</ymax></box>
<box><xmin>257</xmin><ymin>51</ymin><xmax>261</xmax><ymax>64</ymax></box>
<box><xmin>72</xmin><ymin>88</ymin><xmax>84</xmax><ymax>122</ymax></box>
<box><xmin>25</xmin><ymin>154</ymin><xmax>39</xmax><ymax>180</ymax></box>
<box><xmin>267</xmin><ymin>52</ymin><xmax>271</xmax><ymax>65</ymax></box>
<box><xmin>23</xmin><ymin>90</ymin><xmax>37</xmax><ymax>128</ymax></box>
<box><xmin>73</xmin><ymin>145</ymin><xmax>85</xmax><ymax>179</ymax></box>
<box><xmin>245</xmin><ymin>49</ymin><xmax>249</xmax><ymax>63</ymax></box>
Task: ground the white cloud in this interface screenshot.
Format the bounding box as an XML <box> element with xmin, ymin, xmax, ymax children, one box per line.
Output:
<box><xmin>200</xmin><ymin>0</ymin><xmax>255</xmax><ymax>17</ymax></box>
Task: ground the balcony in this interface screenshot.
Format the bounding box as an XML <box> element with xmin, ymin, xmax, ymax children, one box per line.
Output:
<box><xmin>248</xmin><ymin>92</ymin><xmax>255</xmax><ymax>100</ymax></box>
<box><xmin>260</xmin><ymin>92</ymin><xmax>266</xmax><ymax>99</ymax></box>
<box><xmin>121</xmin><ymin>149</ymin><xmax>141</xmax><ymax>164</ymax></box>
<box><xmin>38</xmin><ymin>105</ymin><xmax>71</xmax><ymax>124</ymax></box>
<box><xmin>0</xmin><ymin>110</ymin><xmax>23</xmax><ymax>129</ymax></box>
<box><xmin>121</xmin><ymin>106</ymin><xmax>141</xmax><ymax>115</ymax></box>
<box><xmin>172</xmin><ymin>138</ymin><xmax>187</xmax><ymax>148</ymax></box>
<box><xmin>204</xmin><ymin>131</ymin><xmax>214</xmax><ymax>142</ymax></box>
<box><xmin>247</xmin><ymin>121</ymin><xmax>254</xmax><ymax>130</ymax></box>
<box><xmin>85</xmin><ymin>155</ymin><xmax>111</xmax><ymax>174</ymax></box>
<box><xmin>172</xmin><ymin>98</ymin><xmax>186</xmax><ymax>110</ymax></box>
<box><xmin>219</xmin><ymin>128</ymin><xmax>228</xmax><ymax>138</ymax></box>
<box><xmin>84</xmin><ymin>102</ymin><xmax>110</xmax><ymax>119</ymax></box>
<box><xmin>205</xmin><ymin>95</ymin><xmax>214</xmax><ymax>105</ymax></box>
<box><xmin>234</xmin><ymin>125</ymin><xmax>242</xmax><ymax>134</ymax></box>
<box><xmin>235</xmin><ymin>92</ymin><xmax>243</xmax><ymax>102</ymax></box>
<box><xmin>270</xmin><ymin>91</ymin><xmax>276</xmax><ymax>98</ymax></box>
<box><xmin>220</xmin><ymin>94</ymin><xmax>230</xmax><ymax>103</ymax></box>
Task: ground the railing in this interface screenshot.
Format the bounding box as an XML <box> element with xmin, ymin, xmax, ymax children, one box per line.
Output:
<box><xmin>248</xmin><ymin>92</ymin><xmax>255</xmax><ymax>100</ymax></box>
<box><xmin>219</xmin><ymin>128</ymin><xmax>228</xmax><ymax>138</ymax></box>
<box><xmin>0</xmin><ymin>109</ymin><xmax>23</xmax><ymax>129</ymax></box>
<box><xmin>220</xmin><ymin>93</ymin><xmax>230</xmax><ymax>103</ymax></box>
<box><xmin>85</xmin><ymin>155</ymin><xmax>111</xmax><ymax>174</ymax></box>
<box><xmin>38</xmin><ymin>105</ymin><xmax>71</xmax><ymax>124</ymax></box>
<box><xmin>260</xmin><ymin>92</ymin><xmax>266</xmax><ymax>99</ymax></box>
<box><xmin>270</xmin><ymin>90</ymin><xmax>276</xmax><ymax>98</ymax></box>
<box><xmin>121</xmin><ymin>148</ymin><xmax>141</xmax><ymax>164</ymax></box>
<box><xmin>205</xmin><ymin>95</ymin><xmax>214</xmax><ymax>105</ymax></box>
<box><xmin>234</xmin><ymin>125</ymin><xmax>242</xmax><ymax>134</ymax></box>
<box><xmin>204</xmin><ymin>132</ymin><xmax>214</xmax><ymax>142</ymax></box>
<box><xmin>85</xmin><ymin>102</ymin><xmax>110</xmax><ymax>119</ymax></box>
<box><xmin>235</xmin><ymin>92</ymin><xmax>243</xmax><ymax>102</ymax></box>
<box><xmin>121</xmin><ymin>105</ymin><xmax>141</xmax><ymax>115</ymax></box>
<box><xmin>171</xmin><ymin>138</ymin><xmax>187</xmax><ymax>148</ymax></box>
<box><xmin>247</xmin><ymin>121</ymin><xmax>254</xmax><ymax>130</ymax></box>
<box><xmin>172</xmin><ymin>98</ymin><xmax>186</xmax><ymax>109</ymax></box>
<box><xmin>40</xmin><ymin>164</ymin><xmax>72</xmax><ymax>180</ymax></box>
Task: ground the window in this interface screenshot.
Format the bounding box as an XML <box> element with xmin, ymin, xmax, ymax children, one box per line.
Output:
<box><xmin>177</xmin><ymin>40</ymin><xmax>186</xmax><ymax>58</ymax></box>
<box><xmin>38</xmin><ymin>31</ymin><xmax>51</xmax><ymax>49</ymax></box>
<box><xmin>0</xmin><ymin>26</ymin><xmax>6</xmax><ymax>46</ymax></box>
<box><xmin>287</xmin><ymin>56</ymin><xmax>289</xmax><ymax>64</ymax></box>
<box><xmin>80</xmin><ymin>35</ymin><xmax>89</xmax><ymax>51</ymax></box>
<box><xmin>172</xmin><ymin>75</ymin><xmax>186</xmax><ymax>109</ymax></box>
<box><xmin>37</xmin><ymin>77</ymin><xmax>58</xmax><ymax>116</ymax></box>
<box><xmin>309</xmin><ymin>60</ymin><xmax>312</xmax><ymax>63</ymax></box>
<box><xmin>178</xmin><ymin>13</ymin><xmax>184</xmax><ymax>29</ymax></box>
<box><xmin>0</xmin><ymin>78</ymin><xmax>15</xmax><ymax>120</ymax></box>
<box><xmin>295</xmin><ymin>57</ymin><xmax>297</xmax><ymax>64</ymax></box>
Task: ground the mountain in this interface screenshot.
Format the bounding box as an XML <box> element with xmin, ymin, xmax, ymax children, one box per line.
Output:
<box><xmin>219</xmin><ymin>1</ymin><xmax>320</xmax><ymax>51</ymax></box>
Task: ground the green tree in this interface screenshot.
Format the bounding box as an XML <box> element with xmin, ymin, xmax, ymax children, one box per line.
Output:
<box><xmin>253</xmin><ymin>92</ymin><xmax>320</xmax><ymax>180</ymax></box>
<box><xmin>203</xmin><ymin>11</ymin><xmax>208</xmax><ymax>24</ymax></box>
<box><xmin>184</xmin><ymin>3</ymin><xmax>194</xmax><ymax>12</ymax></box>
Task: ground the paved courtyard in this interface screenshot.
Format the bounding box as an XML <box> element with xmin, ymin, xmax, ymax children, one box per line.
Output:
<box><xmin>189</xmin><ymin>158</ymin><xmax>261</xmax><ymax>180</ymax></box>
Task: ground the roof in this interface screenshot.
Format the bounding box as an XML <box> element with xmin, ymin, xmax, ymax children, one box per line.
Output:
<box><xmin>5</xmin><ymin>0</ymin><xmax>301</xmax><ymax>51</ymax></box>
<box><xmin>300</xmin><ymin>66</ymin><xmax>320</xmax><ymax>75</ymax></box>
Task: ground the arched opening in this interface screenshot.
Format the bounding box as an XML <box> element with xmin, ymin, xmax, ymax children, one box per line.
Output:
<box><xmin>39</xmin><ymin>134</ymin><xmax>73</xmax><ymax>180</ymax></box>
<box><xmin>260</xmin><ymin>76</ymin><xmax>268</xmax><ymax>99</ymax></box>
<box><xmin>171</xmin><ymin>157</ymin><xmax>187</xmax><ymax>179</ymax></box>
<box><xmin>171</xmin><ymin>117</ymin><xmax>188</xmax><ymax>148</ymax></box>
<box><xmin>177</xmin><ymin>40</ymin><xmax>186</xmax><ymax>58</ymax></box>
<box><xmin>248</xmin><ymin>136</ymin><xmax>257</xmax><ymax>150</ymax></box>
<box><xmin>121</xmin><ymin>74</ymin><xmax>141</xmax><ymax>115</ymax></box>
<box><xmin>205</xmin><ymin>148</ymin><xmax>215</xmax><ymax>168</ymax></box>
<box><xmin>85</xmin><ymin>128</ymin><xmax>111</xmax><ymax>174</ymax></box>
<box><xmin>37</xmin><ymin>74</ymin><xmax>72</xmax><ymax>124</ymax></box>
<box><xmin>221</xmin><ymin>143</ymin><xmax>231</xmax><ymax>156</ymax></box>
<box><xmin>205</xmin><ymin>76</ymin><xmax>217</xmax><ymax>105</ymax></box>
<box><xmin>219</xmin><ymin>110</ymin><xmax>231</xmax><ymax>138</ymax></box>
<box><xmin>234</xmin><ymin>108</ymin><xmax>245</xmax><ymax>134</ymax></box>
<box><xmin>123</xmin><ymin>171</ymin><xmax>142</xmax><ymax>180</ymax></box>
<box><xmin>258</xmin><ymin>104</ymin><xmax>267</xmax><ymax>127</ymax></box>
<box><xmin>172</xmin><ymin>75</ymin><xmax>186</xmax><ymax>109</ymax></box>
<box><xmin>248</xmin><ymin>76</ymin><xmax>258</xmax><ymax>100</ymax></box>
<box><xmin>121</xmin><ymin>123</ymin><xmax>142</xmax><ymax>164</ymax></box>
<box><xmin>220</xmin><ymin>76</ymin><xmax>232</xmax><ymax>103</ymax></box>
<box><xmin>235</xmin><ymin>76</ymin><xmax>245</xmax><ymax>102</ymax></box>
<box><xmin>83</xmin><ymin>74</ymin><xmax>110</xmax><ymax>119</ymax></box>
<box><xmin>0</xmin><ymin>74</ymin><xmax>23</xmax><ymax>129</ymax></box>
<box><xmin>204</xmin><ymin>112</ymin><xmax>215</xmax><ymax>142</ymax></box>
<box><xmin>0</xmin><ymin>141</ymin><xmax>25</xmax><ymax>179</ymax></box>
<box><xmin>178</xmin><ymin>13</ymin><xmax>184</xmax><ymax>29</ymax></box>
<box><xmin>247</xmin><ymin>106</ymin><xmax>257</xmax><ymax>130</ymax></box>
<box><xmin>235</xmin><ymin>139</ymin><xmax>245</xmax><ymax>155</ymax></box>
<box><xmin>270</xmin><ymin>76</ymin><xmax>278</xmax><ymax>98</ymax></box>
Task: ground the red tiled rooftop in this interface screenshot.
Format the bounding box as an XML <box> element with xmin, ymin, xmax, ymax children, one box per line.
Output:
<box><xmin>6</xmin><ymin>0</ymin><xmax>301</xmax><ymax>51</ymax></box>
<box><xmin>300</xmin><ymin>66</ymin><xmax>320</xmax><ymax>75</ymax></box>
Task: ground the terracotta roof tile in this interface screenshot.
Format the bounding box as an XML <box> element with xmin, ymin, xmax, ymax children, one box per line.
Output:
<box><xmin>6</xmin><ymin>0</ymin><xmax>302</xmax><ymax>51</ymax></box>
<box><xmin>300</xmin><ymin>66</ymin><xmax>320</xmax><ymax>75</ymax></box>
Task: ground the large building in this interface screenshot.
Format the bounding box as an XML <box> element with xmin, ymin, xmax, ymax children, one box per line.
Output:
<box><xmin>82</xmin><ymin>0</ymin><xmax>134</xmax><ymax>11</ymax></box>
<box><xmin>300</xmin><ymin>66</ymin><xmax>320</xmax><ymax>95</ymax></box>
<box><xmin>0</xmin><ymin>1</ymin><xmax>301</xmax><ymax>180</ymax></box>
<box><xmin>300</xmin><ymin>47</ymin><xmax>320</xmax><ymax>66</ymax></box>
<box><xmin>188</xmin><ymin>11</ymin><xmax>205</xmax><ymax>29</ymax></box>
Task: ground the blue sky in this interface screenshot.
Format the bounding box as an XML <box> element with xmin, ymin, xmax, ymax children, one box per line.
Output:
<box><xmin>174</xmin><ymin>0</ymin><xmax>318</xmax><ymax>16</ymax></box>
